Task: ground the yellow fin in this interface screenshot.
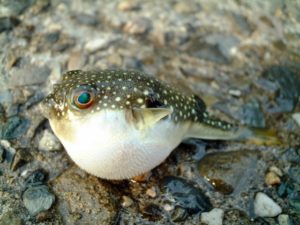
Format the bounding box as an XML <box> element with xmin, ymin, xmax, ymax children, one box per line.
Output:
<box><xmin>131</xmin><ymin>108</ymin><xmax>171</xmax><ymax>130</ymax></box>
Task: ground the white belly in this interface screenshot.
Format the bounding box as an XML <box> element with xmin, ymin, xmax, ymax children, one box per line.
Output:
<box><xmin>50</xmin><ymin>110</ymin><xmax>189</xmax><ymax>179</ymax></box>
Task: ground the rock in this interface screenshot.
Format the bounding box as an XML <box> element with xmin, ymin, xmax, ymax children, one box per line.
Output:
<box><xmin>24</xmin><ymin>169</ymin><xmax>48</xmax><ymax>187</ymax></box>
<box><xmin>38</xmin><ymin>129</ymin><xmax>62</xmax><ymax>151</ymax></box>
<box><xmin>0</xmin><ymin>140</ymin><xmax>16</xmax><ymax>164</ymax></box>
<box><xmin>123</xmin><ymin>17</ymin><xmax>152</xmax><ymax>35</ymax></box>
<box><xmin>240</xmin><ymin>98</ymin><xmax>266</xmax><ymax>128</ymax></box>
<box><xmin>200</xmin><ymin>208</ymin><xmax>224</xmax><ymax>225</ymax></box>
<box><xmin>269</xmin><ymin>166</ymin><xmax>283</xmax><ymax>177</ymax></box>
<box><xmin>0</xmin><ymin>0</ymin><xmax>34</xmax><ymax>17</ymax></box>
<box><xmin>67</xmin><ymin>51</ymin><xmax>87</xmax><ymax>70</ymax></box>
<box><xmin>198</xmin><ymin>150</ymin><xmax>261</xmax><ymax>195</ymax></box>
<box><xmin>117</xmin><ymin>0</ymin><xmax>140</xmax><ymax>11</ymax></box>
<box><xmin>288</xmin><ymin>191</ymin><xmax>300</xmax><ymax>213</ymax></box>
<box><xmin>11</xmin><ymin>149</ymin><xmax>31</xmax><ymax>171</ymax></box>
<box><xmin>72</xmin><ymin>13</ymin><xmax>99</xmax><ymax>26</ymax></box>
<box><xmin>22</xmin><ymin>185</ymin><xmax>55</xmax><ymax>216</ymax></box>
<box><xmin>0</xmin><ymin>210</ymin><xmax>22</xmax><ymax>225</ymax></box>
<box><xmin>171</xmin><ymin>207</ymin><xmax>188</xmax><ymax>222</ymax></box>
<box><xmin>9</xmin><ymin>65</ymin><xmax>51</xmax><ymax>87</ymax></box>
<box><xmin>189</xmin><ymin>34</ymin><xmax>240</xmax><ymax>64</ymax></box>
<box><xmin>121</xmin><ymin>196</ymin><xmax>133</xmax><ymax>207</ymax></box>
<box><xmin>265</xmin><ymin>171</ymin><xmax>281</xmax><ymax>186</ymax></box>
<box><xmin>0</xmin><ymin>116</ymin><xmax>30</xmax><ymax>140</ymax></box>
<box><xmin>257</xmin><ymin>66</ymin><xmax>300</xmax><ymax>113</ymax></box>
<box><xmin>0</xmin><ymin>145</ymin><xmax>4</xmax><ymax>162</ymax></box>
<box><xmin>0</xmin><ymin>17</ymin><xmax>20</xmax><ymax>32</ymax></box>
<box><xmin>140</xmin><ymin>203</ymin><xmax>163</xmax><ymax>221</ymax></box>
<box><xmin>85</xmin><ymin>36</ymin><xmax>116</xmax><ymax>53</ymax></box>
<box><xmin>254</xmin><ymin>192</ymin><xmax>282</xmax><ymax>217</ymax></box>
<box><xmin>292</xmin><ymin>113</ymin><xmax>300</xmax><ymax>126</ymax></box>
<box><xmin>51</xmin><ymin>166</ymin><xmax>118</xmax><ymax>225</ymax></box>
<box><xmin>278</xmin><ymin>214</ymin><xmax>290</xmax><ymax>225</ymax></box>
<box><xmin>146</xmin><ymin>187</ymin><xmax>157</xmax><ymax>198</ymax></box>
<box><xmin>163</xmin><ymin>176</ymin><xmax>212</xmax><ymax>215</ymax></box>
<box><xmin>174</xmin><ymin>1</ymin><xmax>200</xmax><ymax>14</ymax></box>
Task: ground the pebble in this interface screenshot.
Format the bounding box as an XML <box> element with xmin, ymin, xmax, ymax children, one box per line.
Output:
<box><xmin>0</xmin><ymin>145</ymin><xmax>4</xmax><ymax>162</ymax></box>
<box><xmin>67</xmin><ymin>51</ymin><xmax>87</xmax><ymax>70</ymax></box>
<box><xmin>0</xmin><ymin>116</ymin><xmax>30</xmax><ymax>140</ymax></box>
<box><xmin>292</xmin><ymin>113</ymin><xmax>300</xmax><ymax>126</ymax></box>
<box><xmin>146</xmin><ymin>187</ymin><xmax>157</xmax><ymax>198</ymax></box>
<box><xmin>117</xmin><ymin>0</ymin><xmax>140</xmax><ymax>11</ymax></box>
<box><xmin>200</xmin><ymin>208</ymin><xmax>224</xmax><ymax>225</ymax></box>
<box><xmin>174</xmin><ymin>1</ymin><xmax>199</xmax><ymax>14</ymax></box>
<box><xmin>84</xmin><ymin>37</ymin><xmax>115</xmax><ymax>53</ymax></box>
<box><xmin>23</xmin><ymin>185</ymin><xmax>55</xmax><ymax>216</ymax></box>
<box><xmin>122</xmin><ymin>196</ymin><xmax>134</xmax><ymax>207</ymax></box>
<box><xmin>163</xmin><ymin>176</ymin><xmax>212</xmax><ymax>215</ymax></box>
<box><xmin>228</xmin><ymin>89</ymin><xmax>242</xmax><ymax>97</ymax></box>
<box><xmin>11</xmin><ymin>149</ymin><xmax>31</xmax><ymax>171</ymax></box>
<box><xmin>0</xmin><ymin>17</ymin><xmax>20</xmax><ymax>32</ymax></box>
<box><xmin>163</xmin><ymin>204</ymin><xmax>174</xmax><ymax>212</ymax></box>
<box><xmin>278</xmin><ymin>214</ymin><xmax>290</xmax><ymax>225</ymax></box>
<box><xmin>123</xmin><ymin>17</ymin><xmax>152</xmax><ymax>35</ymax></box>
<box><xmin>38</xmin><ymin>129</ymin><xmax>62</xmax><ymax>151</ymax></box>
<box><xmin>0</xmin><ymin>140</ymin><xmax>15</xmax><ymax>164</ymax></box>
<box><xmin>9</xmin><ymin>65</ymin><xmax>51</xmax><ymax>87</ymax></box>
<box><xmin>0</xmin><ymin>210</ymin><xmax>22</xmax><ymax>225</ymax></box>
<box><xmin>269</xmin><ymin>166</ymin><xmax>283</xmax><ymax>177</ymax></box>
<box><xmin>254</xmin><ymin>192</ymin><xmax>282</xmax><ymax>217</ymax></box>
<box><xmin>265</xmin><ymin>171</ymin><xmax>281</xmax><ymax>186</ymax></box>
<box><xmin>198</xmin><ymin>150</ymin><xmax>260</xmax><ymax>195</ymax></box>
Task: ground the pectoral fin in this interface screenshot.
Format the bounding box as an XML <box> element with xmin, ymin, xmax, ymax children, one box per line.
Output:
<box><xmin>130</xmin><ymin>108</ymin><xmax>172</xmax><ymax>130</ymax></box>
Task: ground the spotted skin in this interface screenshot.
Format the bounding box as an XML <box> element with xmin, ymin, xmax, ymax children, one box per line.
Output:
<box><xmin>43</xmin><ymin>69</ymin><xmax>233</xmax><ymax>130</ymax></box>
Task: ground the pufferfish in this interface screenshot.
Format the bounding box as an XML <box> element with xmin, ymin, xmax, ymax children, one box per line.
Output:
<box><xmin>40</xmin><ymin>69</ymin><xmax>254</xmax><ymax>180</ymax></box>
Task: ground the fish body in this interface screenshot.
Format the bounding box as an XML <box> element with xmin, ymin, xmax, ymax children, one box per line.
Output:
<box><xmin>41</xmin><ymin>70</ymin><xmax>241</xmax><ymax>179</ymax></box>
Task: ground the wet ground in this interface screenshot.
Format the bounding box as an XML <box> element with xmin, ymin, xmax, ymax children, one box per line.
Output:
<box><xmin>0</xmin><ymin>0</ymin><xmax>300</xmax><ymax>224</ymax></box>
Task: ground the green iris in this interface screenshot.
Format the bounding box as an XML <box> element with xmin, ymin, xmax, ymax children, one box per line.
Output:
<box><xmin>77</xmin><ymin>92</ymin><xmax>91</xmax><ymax>104</ymax></box>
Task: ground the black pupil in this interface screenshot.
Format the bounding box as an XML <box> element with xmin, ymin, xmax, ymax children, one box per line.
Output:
<box><xmin>78</xmin><ymin>92</ymin><xmax>91</xmax><ymax>104</ymax></box>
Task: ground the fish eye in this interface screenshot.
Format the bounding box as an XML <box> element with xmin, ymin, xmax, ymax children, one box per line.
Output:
<box><xmin>73</xmin><ymin>90</ymin><xmax>95</xmax><ymax>109</ymax></box>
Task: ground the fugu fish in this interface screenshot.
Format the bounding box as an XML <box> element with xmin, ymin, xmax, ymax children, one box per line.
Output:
<box><xmin>40</xmin><ymin>70</ymin><xmax>258</xmax><ymax>180</ymax></box>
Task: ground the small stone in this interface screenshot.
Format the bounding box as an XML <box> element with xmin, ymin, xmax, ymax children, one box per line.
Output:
<box><xmin>123</xmin><ymin>17</ymin><xmax>152</xmax><ymax>35</ymax></box>
<box><xmin>174</xmin><ymin>2</ymin><xmax>199</xmax><ymax>14</ymax></box>
<box><xmin>11</xmin><ymin>149</ymin><xmax>31</xmax><ymax>171</ymax></box>
<box><xmin>146</xmin><ymin>187</ymin><xmax>157</xmax><ymax>198</ymax></box>
<box><xmin>67</xmin><ymin>51</ymin><xmax>87</xmax><ymax>71</ymax></box>
<box><xmin>265</xmin><ymin>171</ymin><xmax>281</xmax><ymax>186</ymax></box>
<box><xmin>278</xmin><ymin>214</ymin><xmax>290</xmax><ymax>225</ymax></box>
<box><xmin>23</xmin><ymin>185</ymin><xmax>55</xmax><ymax>216</ymax></box>
<box><xmin>254</xmin><ymin>192</ymin><xmax>282</xmax><ymax>217</ymax></box>
<box><xmin>201</xmin><ymin>208</ymin><xmax>224</xmax><ymax>225</ymax></box>
<box><xmin>0</xmin><ymin>145</ymin><xmax>4</xmax><ymax>162</ymax></box>
<box><xmin>269</xmin><ymin>166</ymin><xmax>283</xmax><ymax>177</ymax></box>
<box><xmin>0</xmin><ymin>17</ymin><xmax>20</xmax><ymax>32</ymax></box>
<box><xmin>72</xmin><ymin>13</ymin><xmax>99</xmax><ymax>26</ymax></box>
<box><xmin>0</xmin><ymin>140</ymin><xmax>15</xmax><ymax>164</ymax></box>
<box><xmin>118</xmin><ymin>0</ymin><xmax>140</xmax><ymax>11</ymax></box>
<box><xmin>0</xmin><ymin>210</ymin><xmax>22</xmax><ymax>225</ymax></box>
<box><xmin>38</xmin><ymin>129</ymin><xmax>62</xmax><ymax>151</ymax></box>
<box><xmin>25</xmin><ymin>169</ymin><xmax>47</xmax><ymax>187</ymax></box>
<box><xmin>9</xmin><ymin>65</ymin><xmax>51</xmax><ymax>87</ymax></box>
<box><xmin>122</xmin><ymin>196</ymin><xmax>134</xmax><ymax>207</ymax></box>
<box><xmin>1</xmin><ymin>116</ymin><xmax>30</xmax><ymax>140</ymax></box>
<box><xmin>228</xmin><ymin>89</ymin><xmax>242</xmax><ymax>97</ymax></box>
<box><xmin>163</xmin><ymin>176</ymin><xmax>212</xmax><ymax>215</ymax></box>
<box><xmin>163</xmin><ymin>204</ymin><xmax>174</xmax><ymax>212</ymax></box>
<box><xmin>292</xmin><ymin>113</ymin><xmax>300</xmax><ymax>126</ymax></box>
<box><xmin>85</xmin><ymin>36</ymin><xmax>115</xmax><ymax>53</ymax></box>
